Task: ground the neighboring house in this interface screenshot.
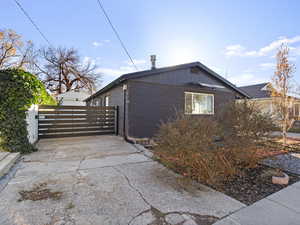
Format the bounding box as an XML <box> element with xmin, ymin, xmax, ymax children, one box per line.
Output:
<box><xmin>85</xmin><ymin>58</ymin><xmax>249</xmax><ymax>140</ymax></box>
<box><xmin>56</xmin><ymin>90</ymin><xmax>90</xmax><ymax>106</ymax></box>
<box><xmin>239</xmin><ymin>82</ymin><xmax>300</xmax><ymax>119</ymax></box>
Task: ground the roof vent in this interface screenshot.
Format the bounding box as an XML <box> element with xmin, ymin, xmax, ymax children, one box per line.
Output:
<box><xmin>150</xmin><ymin>55</ymin><xmax>156</xmax><ymax>70</ymax></box>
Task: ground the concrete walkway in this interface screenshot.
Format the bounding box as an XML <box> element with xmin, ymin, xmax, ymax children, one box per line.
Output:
<box><xmin>0</xmin><ymin>136</ymin><xmax>244</xmax><ymax>225</ymax></box>
<box><xmin>214</xmin><ymin>181</ymin><xmax>300</xmax><ymax>225</ymax></box>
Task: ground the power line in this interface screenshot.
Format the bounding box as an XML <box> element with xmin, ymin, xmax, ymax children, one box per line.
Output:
<box><xmin>13</xmin><ymin>0</ymin><xmax>52</xmax><ymax>46</ymax></box>
<box><xmin>95</xmin><ymin>0</ymin><xmax>138</xmax><ymax>70</ymax></box>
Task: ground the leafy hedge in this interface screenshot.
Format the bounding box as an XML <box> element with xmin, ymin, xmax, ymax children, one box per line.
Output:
<box><xmin>0</xmin><ymin>69</ymin><xmax>56</xmax><ymax>153</ymax></box>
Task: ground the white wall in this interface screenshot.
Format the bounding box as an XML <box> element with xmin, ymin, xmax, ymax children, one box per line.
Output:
<box><xmin>56</xmin><ymin>90</ymin><xmax>89</xmax><ymax>106</ymax></box>
<box><xmin>26</xmin><ymin>105</ymin><xmax>38</xmax><ymax>144</ymax></box>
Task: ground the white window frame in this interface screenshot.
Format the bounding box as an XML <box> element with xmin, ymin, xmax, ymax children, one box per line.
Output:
<box><xmin>184</xmin><ymin>92</ymin><xmax>214</xmax><ymax>115</ymax></box>
<box><xmin>294</xmin><ymin>103</ymin><xmax>300</xmax><ymax>117</ymax></box>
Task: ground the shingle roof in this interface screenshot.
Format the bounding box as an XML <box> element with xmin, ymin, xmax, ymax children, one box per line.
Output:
<box><xmin>239</xmin><ymin>83</ymin><xmax>270</xmax><ymax>99</ymax></box>
<box><xmin>85</xmin><ymin>61</ymin><xmax>249</xmax><ymax>101</ymax></box>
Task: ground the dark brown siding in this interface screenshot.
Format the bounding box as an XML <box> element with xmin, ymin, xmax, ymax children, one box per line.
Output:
<box><xmin>134</xmin><ymin>67</ymin><xmax>237</xmax><ymax>94</ymax></box>
<box><xmin>127</xmin><ymin>80</ymin><xmax>235</xmax><ymax>138</ymax></box>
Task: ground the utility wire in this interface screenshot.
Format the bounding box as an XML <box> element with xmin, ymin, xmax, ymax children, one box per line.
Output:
<box><xmin>13</xmin><ymin>0</ymin><xmax>52</xmax><ymax>46</ymax></box>
<box><xmin>95</xmin><ymin>0</ymin><xmax>138</xmax><ymax>70</ymax></box>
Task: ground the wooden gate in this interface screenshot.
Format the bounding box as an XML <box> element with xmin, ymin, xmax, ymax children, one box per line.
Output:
<box><xmin>38</xmin><ymin>105</ymin><xmax>118</xmax><ymax>138</ymax></box>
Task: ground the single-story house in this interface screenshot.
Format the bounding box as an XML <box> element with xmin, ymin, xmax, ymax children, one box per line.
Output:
<box><xmin>55</xmin><ymin>89</ymin><xmax>90</xmax><ymax>106</ymax></box>
<box><xmin>239</xmin><ymin>82</ymin><xmax>300</xmax><ymax>117</ymax></box>
<box><xmin>85</xmin><ymin>58</ymin><xmax>249</xmax><ymax>141</ymax></box>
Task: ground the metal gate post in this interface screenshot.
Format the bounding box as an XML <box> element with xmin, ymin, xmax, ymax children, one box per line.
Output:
<box><xmin>114</xmin><ymin>106</ymin><xmax>119</xmax><ymax>135</ymax></box>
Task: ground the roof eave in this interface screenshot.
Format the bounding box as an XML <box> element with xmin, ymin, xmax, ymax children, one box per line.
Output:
<box><xmin>84</xmin><ymin>61</ymin><xmax>250</xmax><ymax>101</ymax></box>
<box><xmin>193</xmin><ymin>63</ymin><xmax>250</xmax><ymax>98</ymax></box>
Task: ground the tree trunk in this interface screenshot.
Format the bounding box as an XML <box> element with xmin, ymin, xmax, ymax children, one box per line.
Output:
<box><xmin>283</xmin><ymin>115</ymin><xmax>288</xmax><ymax>145</ymax></box>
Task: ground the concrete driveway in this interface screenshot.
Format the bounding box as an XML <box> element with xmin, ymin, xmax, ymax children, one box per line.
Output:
<box><xmin>0</xmin><ymin>136</ymin><xmax>244</xmax><ymax>225</ymax></box>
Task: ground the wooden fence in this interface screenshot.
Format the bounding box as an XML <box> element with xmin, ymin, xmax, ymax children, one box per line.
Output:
<box><xmin>38</xmin><ymin>105</ymin><xmax>118</xmax><ymax>138</ymax></box>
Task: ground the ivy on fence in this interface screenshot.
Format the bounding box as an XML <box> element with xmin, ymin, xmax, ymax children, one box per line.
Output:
<box><xmin>0</xmin><ymin>69</ymin><xmax>56</xmax><ymax>153</ymax></box>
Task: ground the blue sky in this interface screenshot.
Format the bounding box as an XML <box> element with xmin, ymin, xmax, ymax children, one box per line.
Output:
<box><xmin>2</xmin><ymin>0</ymin><xmax>300</xmax><ymax>88</ymax></box>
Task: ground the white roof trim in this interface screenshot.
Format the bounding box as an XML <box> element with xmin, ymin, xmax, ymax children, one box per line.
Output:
<box><xmin>198</xmin><ymin>82</ymin><xmax>225</xmax><ymax>89</ymax></box>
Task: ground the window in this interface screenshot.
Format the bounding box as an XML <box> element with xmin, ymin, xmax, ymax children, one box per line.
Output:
<box><xmin>294</xmin><ymin>104</ymin><xmax>300</xmax><ymax>117</ymax></box>
<box><xmin>105</xmin><ymin>96</ymin><xmax>109</xmax><ymax>106</ymax></box>
<box><xmin>185</xmin><ymin>92</ymin><xmax>214</xmax><ymax>115</ymax></box>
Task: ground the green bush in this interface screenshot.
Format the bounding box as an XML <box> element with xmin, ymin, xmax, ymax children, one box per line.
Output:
<box><xmin>0</xmin><ymin>69</ymin><xmax>56</xmax><ymax>153</ymax></box>
<box><xmin>153</xmin><ymin>101</ymin><xmax>275</xmax><ymax>185</ymax></box>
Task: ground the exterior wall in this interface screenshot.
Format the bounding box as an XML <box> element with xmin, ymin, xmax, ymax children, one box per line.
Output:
<box><xmin>56</xmin><ymin>90</ymin><xmax>90</xmax><ymax>106</ymax></box>
<box><xmin>127</xmin><ymin>80</ymin><xmax>236</xmax><ymax>138</ymax></box>
<box><xmin>246</xmin><ymin>98</ymin><xmax>300</xmax><ymax>122</ymax></box>
<box><xmin>248</xmin><ymin>99</ymin><xmax>273</xmax><ymax>114</ymax></box>
<box><xmin>85</xmin><ymin>67</ymin><xmax>242</xmax><ymax>139</ymax></box>
<box><xmin>26</xmin><ymin>104</ymin><xmax>38</xmax><ymax>144</ymax></box>
<box><xmin>86</xmin><ymin>85</ymin><xmax>126</xmax><ymax>136</ymax></box>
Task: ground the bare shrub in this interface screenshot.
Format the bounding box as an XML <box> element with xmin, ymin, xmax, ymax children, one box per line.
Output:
<box><xmin>153</xmin><ymin>101</ymin><xmax>275</xmax><ymax>185</ymax></box>
<box><xmin>217</xmin><ymin>100</ymin><xmax>275</xmax><ymax>140</ymax></box>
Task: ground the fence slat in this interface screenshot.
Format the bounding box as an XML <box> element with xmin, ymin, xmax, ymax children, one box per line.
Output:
<box><xmin>39</xmin><ymin>127</ymin><xmax>114</xmax><ymax>134</ymax></box>
<box><xmin>38</xmin><ymin>110</ymin><xmax>115</xmax><ymax>115</ymax></box>
<box><xmin>38</xmin><ymin>105</ymin><xmax>118</xmax><ymax>138</ymax></box>
<box><xmin>39</xmin><ymin>122</ymin><xmax>114</xmax><ymax>129</ymax></box>
<box><xmin>39</xmin><ymin>131</ymin><xmax>114</xmax><ymax>138</ymax></box>
<box><xmin>39</xmin><ymin>105</ymin><xmax>115</xmax><ymax>110</ymax></box>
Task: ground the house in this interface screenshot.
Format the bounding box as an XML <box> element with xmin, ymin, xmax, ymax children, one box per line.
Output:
<box><xmin>55</xmin><ymin>89</ymin><xmax>90</xmax><ymax>106</ymax></box>
<box><xmin>85</xmin><ymin>57</ymin><xmax>249</xmax><ymax>141</ymax></box>
<box><xmin>239</xmin><ymin>82</ymin><xmax>300</xmax><ymax>117</ymax></box>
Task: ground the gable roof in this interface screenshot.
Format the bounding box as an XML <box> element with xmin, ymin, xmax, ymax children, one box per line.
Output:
<box><xmin>239</xmin><ymin>83</ymin><xmax>270</xmax><ymax>99</ymax></box>
<box><xmin>85</xmin><ymin>61</ymin><xmax>249</xmax><ymax>101</ymax></box>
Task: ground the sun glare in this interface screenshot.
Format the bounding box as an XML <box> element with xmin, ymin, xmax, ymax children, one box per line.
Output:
<box><xmin>166</xmin><ymin>46</ymin><xmax>199</xmax><ymax>65</ymax></box>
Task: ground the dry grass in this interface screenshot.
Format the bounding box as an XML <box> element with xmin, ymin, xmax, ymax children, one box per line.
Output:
<box><xmin>18</xmin><ymin>182</ymin><xmax>63</xmax><ymax>202</ymax></box>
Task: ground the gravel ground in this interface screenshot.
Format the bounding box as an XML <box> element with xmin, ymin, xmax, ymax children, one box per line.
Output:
<box><xmin>263</xmin><ymin>153</ymin><xmax>300</xmax><ymax>175</ymax></box>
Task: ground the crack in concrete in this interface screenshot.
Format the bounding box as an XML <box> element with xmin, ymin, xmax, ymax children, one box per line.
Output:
<box><xmin>77</xmin><ymin>159</ymin><xmax>154</xmax><ymax>172</ymax></box>
<box><xmin>113</xmin><ymin>166</ymin><xmax>152</xmax><ymax>206</ymax></box>
<box><xmin>77</xmin><ymin>156</ymin><xmax>86</xmax><ymax>171</ymax></box>
<box><xmin>112</xmin><ymin>166</ymin><xmax>155</xmax><ymax>225</ymax></box>
<box><xmin>112</xmin><ymin>166</ymin><xmax>217</xmax><ymax>225</ymax></box>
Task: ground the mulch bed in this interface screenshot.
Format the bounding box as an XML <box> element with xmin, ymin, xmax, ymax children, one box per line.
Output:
<box><xmin>212</xmin><ymin>164</ymin><xmax>300</xmax><ymax>205</ymax></box>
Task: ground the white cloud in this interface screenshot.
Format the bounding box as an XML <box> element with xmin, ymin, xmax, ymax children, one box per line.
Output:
<box><xmin>259</xmin><ymin>62</ymin><xmax>275</xmax><ymax>70</ymax></box>
<box><xmin>225</xmin><ymin>45</ymin><xmax>246</xmax><ymax>56</ymax></box>
<box><xmin>96</xmin><ymin>65</ymin><xmax>137</xmax><ymax>76</ymax></box>
<box><xmin>92</xmin><ymin>40</ymin><xmax>111</xmax><ymax>47</ymax></box>
<box><xmin>92</xmin><ymin>41</ymin><xmax>103</xmax><ymax>47</ymax></box>
<box><xmin>82</xmin><ymin>56</ymin><xmax>97</xmax><ymax>67</ymax></box>
<box><xmin>96</xmin><ymin>66</ymin><xmax>136</xmax><ymax>86</ymax></box>
<box><xmin>225</xmin><ymin>35</ymin><xmax>300</xmax><ymax>57</ymax></box>
<box><xmin>259</xmin><ymin>36</ymin><xmax>300</xmax><ymax>55</ymax></box>
<box><xmin>292</xmin><ymin>46</ymin><xmax>300</xmax><ymax>56</ymax></box>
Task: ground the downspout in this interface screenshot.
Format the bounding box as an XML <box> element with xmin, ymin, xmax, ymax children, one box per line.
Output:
<box><xmin>123</xmin><ymin>84</ymin><xmax>135</xmax><ymax>144</ymax></box>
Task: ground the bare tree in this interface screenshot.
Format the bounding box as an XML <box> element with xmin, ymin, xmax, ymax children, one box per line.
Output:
<box><xmin>38</xmin><ymin>47</ymin><xmax>101</xmax><ymax>94</ymax></box>
<box><xmin>271</xmin><ymin>43</ymin><xmax>296</xmax><ymax>145</ymax></box>
<box><xmin>0</xmin><ymin>29</ymin><xmax>36</xmax><ymax>70</ymax></box>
